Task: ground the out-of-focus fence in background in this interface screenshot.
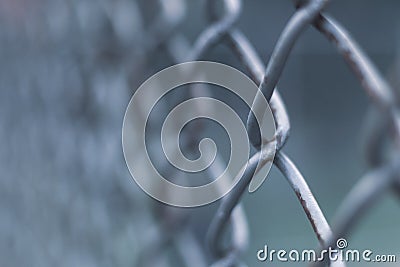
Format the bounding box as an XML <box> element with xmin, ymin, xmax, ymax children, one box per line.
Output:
<box><xmin>1</xmin><ymin>0</ymin><xmax>399</xmax><ymax>266</ymax></box>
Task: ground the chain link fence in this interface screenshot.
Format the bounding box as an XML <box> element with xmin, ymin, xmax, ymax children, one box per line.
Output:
<box><xmin>133</xmin><ymin>0</ymin><xmax>399</xmax><ymax>266</ymax></box>
<box><xmin>1</xmin><ymin>0</ymin><xmax>399</xmax><ymax>266</ymax></box>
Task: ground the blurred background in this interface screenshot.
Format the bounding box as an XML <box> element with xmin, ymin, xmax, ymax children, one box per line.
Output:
<box><xmin>1</xmin><ymin>0</ymin><xmax>399</xmax><ymax>266</ymax></box>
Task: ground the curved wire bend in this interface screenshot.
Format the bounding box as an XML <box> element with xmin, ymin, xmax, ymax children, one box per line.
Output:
<box><xmin>247</xmin><ymin>0</ymin><xmax>330</xmax><ymax>149</ymax></box>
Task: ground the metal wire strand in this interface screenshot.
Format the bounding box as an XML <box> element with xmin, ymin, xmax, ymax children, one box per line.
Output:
<box><xmin>207</xmin><ymin>153</ymin><xmax>250</xmax><ymax>261</ymax></box>
<box><xmin>132</xmin><ymin>1</ymin><xmax>192</xmax><ymax>266</ymax></box>
<box><xmin>287</xmin><ymin>5</ymin><xmax>400</xmax><ymax>266</ymax></box>
<box><xmin>275</xmin><ymin>152</ymin><xmax>347</xmax><ymax>267</ymax></box>
<box><xmin>311</xmin><ymin>14</ymin><xmax>400</xmax><ymax>146</ymax></box>
<box><xmin>293</xmin><ymin>0</ymin><xmax>400</xmax><ymax>162</ymax></box>
<box><xmin>226</xmin><ymin>30</ymin><xmax>290</xmax><ymax>150</ymax></box>
<box><xmin>274</xmin><ymin>152</ymin><xmax>333</xmax><ymax>246</ymax></box>
<box><xmin>186</xmin><ymin>0</ymin><xmax>241</xmax><ymax>61</ymax></box>
<box><xmin>207</xmin><ymin>149</ymin><xmax>262</xmax><ymax>258</ymax></box>
<box><xmin>163</xmin><ymin>1</ymin><xmax>250</xmax><ymax>265</ymax></box>
<box><xmin>247</xmin><ymin>0</ymin><xmax>330</xmax><ymax>149</ymax></box>
<box><xmin>311</xmin><ymin>161</ymin><xmax>399</xmax><ymax>267</ymax></box>
<box><xmin>204</xmin><ymin>6</ymin><xmax>288</xmax><ymax>258</ymax></box>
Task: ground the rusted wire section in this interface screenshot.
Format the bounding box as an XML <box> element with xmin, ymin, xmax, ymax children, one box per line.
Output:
<box><xmin>274</xmin><ymin>152</ymin><xmax>333</xmax><ymax>246</ymax></box>
<box><xmin>275</xmin><ymin>152</ymin><xmax>347</xmax><ymax>267</ymax></box>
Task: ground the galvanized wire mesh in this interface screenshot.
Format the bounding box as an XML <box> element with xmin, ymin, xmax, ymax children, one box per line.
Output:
<box><xmin>1</xmin><ymin>0</ymin><xmax>399</xmax><ymax>266</ymax></box>
<box><xmin>131</xmin><ymin>0</ymin><xmax>400</xmax><ymax>266</ymax></box>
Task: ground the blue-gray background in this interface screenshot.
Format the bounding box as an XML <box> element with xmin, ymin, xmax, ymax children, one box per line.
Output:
<box><xmin>0</xmin><ymin>0</ymin><xmax>399</xmax><ymax>266</ymax></box>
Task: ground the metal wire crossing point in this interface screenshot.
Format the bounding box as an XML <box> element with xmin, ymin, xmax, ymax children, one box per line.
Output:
<box><xmin>131</xmin><ymin>0</ymin><xmax>400</xmax><ymax>266</ymax></box>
